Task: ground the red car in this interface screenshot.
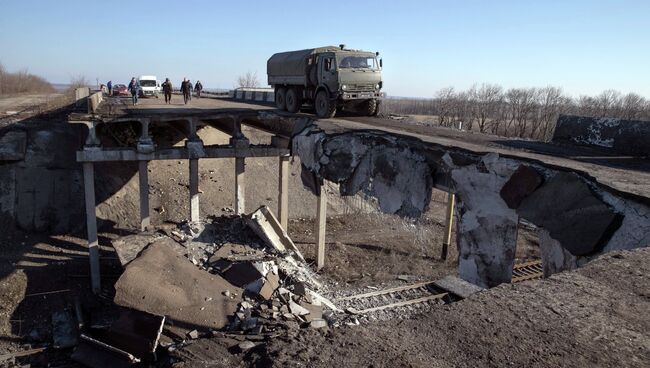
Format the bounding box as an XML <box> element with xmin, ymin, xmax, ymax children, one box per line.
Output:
<box><xmin>112</xmin><ymin>84</ymin><xmax>128</xmax><ymax>96</ymax></box>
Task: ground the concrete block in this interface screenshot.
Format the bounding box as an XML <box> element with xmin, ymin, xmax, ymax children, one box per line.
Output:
<box><xmin>499</xmin><ymin>165</ymin><xmax>543</xmax><ymax>209</ymax></box>
<box><xmin>553</xmin><ymin>114</ymin><xmax>650</xmax><ymax>156</ymax></box>
<box><xmin>517</xmin><ymin>172</ymin><xmax>621</xmax><ymax>256</ymax></box>
<box><xmin>433</xmin><ymin>275</ymin><xmax>484</xmax><ymax>299</ymax></box>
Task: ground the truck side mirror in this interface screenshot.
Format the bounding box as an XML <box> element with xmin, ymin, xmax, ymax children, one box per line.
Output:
<box><xmin>380</xmin><ymin>59</ymin><xmax>383</xmax><ymax>68</ymax></box>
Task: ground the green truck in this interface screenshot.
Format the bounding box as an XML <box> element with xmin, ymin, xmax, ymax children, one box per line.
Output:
<box><xmin>267</xmin><ymin>45</ymin><xmax>383</xmax><ymax>118</ymax></box>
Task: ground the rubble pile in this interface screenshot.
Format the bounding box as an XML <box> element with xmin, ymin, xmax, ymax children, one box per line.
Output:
<box><xmin>104</xmin><ymin>206</ymin><xmax>337</xmax><ymax>365</ymax></box>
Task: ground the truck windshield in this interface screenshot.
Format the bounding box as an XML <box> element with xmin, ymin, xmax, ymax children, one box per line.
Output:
<box><xmin>338</xmin><ymin>56</ymin><xmax>377</xmax><ymax>69</ymax></box>
<box><xmin>140</xmin><ymin>80</ymin><xmax>157</xmax><ymax>87</ymax></box>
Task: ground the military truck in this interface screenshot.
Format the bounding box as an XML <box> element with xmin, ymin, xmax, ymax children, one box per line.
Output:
<box><xmin>267</xmin><ymin>45</ymin><xmax>383</xmax><ymax>118</ymax></box>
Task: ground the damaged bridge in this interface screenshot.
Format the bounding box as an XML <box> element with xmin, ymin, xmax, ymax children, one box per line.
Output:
<box><xmin>74</xmin><ymin>94</ymin><xmax>650</xmax><ymax>291</ymax></box>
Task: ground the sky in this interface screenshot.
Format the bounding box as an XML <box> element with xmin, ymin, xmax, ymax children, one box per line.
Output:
<box><xmin>0</xmin><ymin>0</ymin><xmax>649</xmax><ymax>98</ymax></box>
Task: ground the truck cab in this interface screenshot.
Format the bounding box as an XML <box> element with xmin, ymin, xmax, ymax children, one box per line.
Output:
<box><xmin>138</xmin><ymin>75</ymin><xmax>160</xmax><ymax>98</ymax></box>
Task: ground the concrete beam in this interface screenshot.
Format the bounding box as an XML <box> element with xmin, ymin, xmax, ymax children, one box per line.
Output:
<box><xmin>235</xmin><ymin>157</ymin><xmax>245</xmax><ymax>215</ymax></box>
<box><xmin>278</xmin><ymin>155</ymin><xmax>290</xmax><ymax>229</ymax></box>
<box><xmin>83</xmin><ymin>162</ymin><xmax>101</xmax><ymax>293</ymax></box>
<box><xmin>189</xmin><ymin>158</ymin><xmax>200</xmax><ymax>222</ymax></box>
<box><xmin>316</xmin><ymin>182</ymin><xmax>327</xmax><ymax>270</ymax></box>
<box><xmin>76</xmin><ymin>145</ymin><xmax>289</xmax><ymax>162</ymax></box>
<box><xmin>138</xmin><ymin>161</ymin><xmax>150</xmax><ymax>231</ymax></box>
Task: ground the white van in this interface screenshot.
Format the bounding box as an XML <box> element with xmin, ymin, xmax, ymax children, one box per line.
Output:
<box><xmin>138</xmin><ymin>75</ymin><xmax>161</xmax><ymax>98</ymax></box>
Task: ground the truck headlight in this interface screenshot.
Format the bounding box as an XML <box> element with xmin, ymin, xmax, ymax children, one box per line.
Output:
<box><xmin>375</xmin><ymin>84</ymin><xmax>380</xmax><ymax>90</ymax></box>
<box><xmin>342</xmin><ymin>85</ymin><xmax>347</xmax><ymax>91</ymax></box>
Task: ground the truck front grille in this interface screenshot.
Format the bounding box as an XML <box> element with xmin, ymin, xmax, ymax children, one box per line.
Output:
<box><xmin>347</xmin><ymin>83</ymin><xmax>375</xmax><ymax>92</ymax></box>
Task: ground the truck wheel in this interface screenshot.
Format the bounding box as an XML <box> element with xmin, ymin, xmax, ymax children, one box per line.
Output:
<box><xmin>371</xmin><ymin>100</ymin><xmax>381</xmax><ymax>116</ymax></box>
<box><xmin>275</xmin><ymin>88</ymin><xmax>287</xmax><ymax>110</ymax></box>
<box><xmin>363</xmin><ymin>99</ymin><xmax>377</xmax><ymax>116</ymax></box>
<box><xmin>315</xmin><ymin>90</ymin><xmax>336</xmax><ymax>118</ymax></box>
<box><xmin>286</xmin><ymin>88</ymin><xmax>302</xmax><ymax>113</ymax></box>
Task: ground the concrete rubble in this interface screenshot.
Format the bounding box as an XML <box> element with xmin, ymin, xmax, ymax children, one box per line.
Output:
<box><xmin>292</xmin><ymin>120</ymin><xmax>650</xmax><ymax>288</ymax></box>
<box><xmin>103</xmin><ymin>207</ymin><xmax>338</xmax><ymax>365</ymax></box>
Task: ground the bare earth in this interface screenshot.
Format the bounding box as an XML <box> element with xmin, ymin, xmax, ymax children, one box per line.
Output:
<box><xmin>0</xmin><ymin>95</ymin><xmax>647</xmax><ymax>366</ymax></box>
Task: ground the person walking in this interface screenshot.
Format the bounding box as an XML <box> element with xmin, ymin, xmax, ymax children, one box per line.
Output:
<box><xmin>128</xmin><ymin>77</ymin><xmax>140</xmax><ymax>105</ymax></box>
<box><xmin>181</xmin><ymin>78</ymin><xmax>191</xmax><ymax>104</ymax></box>
<box><xmin>194</xmin><ymin>80</ymin><xmax>203</xmax><ymax>99</ymax></box>
<box><xmin>186</xmin><ymin>80</ymin><xmax>192</xmax><ymax>101</ymax></box>
<box><xmin>161</xmin><ymin>78</ymin><xmax>173</xmax><ymax>104</ymax></box>
<box><xmin>107</xmin><ymin>80</ymin><xmax>113</xmax><ymax>96</ymax></box>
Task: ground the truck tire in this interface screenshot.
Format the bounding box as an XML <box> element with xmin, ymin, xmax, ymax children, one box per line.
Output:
<box><xmin>286</xmin><ymin>88</ymin><xmax>302</xmax><ymax>113</ymax></box>
<box><xmin>275</xmin><ymin>87</ymin><xmax>287</xmax><ymax>110</ymax></box>
<box><xmin>372</xmin><ymin>100</ymin><xmax>381</xmax><ymax>116</ymax></box>
<box><xmin>363</xmin><ymin>99</ymin><xmax>377</xmax><ymax>116</ymax></box>
<box><xmin>315</xmin><ymin>90</ymin><xmax>336</xmax><ymax>118</ymax></box>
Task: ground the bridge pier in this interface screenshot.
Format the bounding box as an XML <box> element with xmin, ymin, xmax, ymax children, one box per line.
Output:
<box><xmin>278</xmin><ymin>155</ymin><xmax>290</xmax><ymax>229</ymax></box>
<box><xmin>315</xmin><ymin>181</ymin><xmax>327</xmax><ymax>270</ymax></box>
<box><xmin>82</xmin><ymin>161</ymin><xmax>101</xmax><ymax>294</ymax></box>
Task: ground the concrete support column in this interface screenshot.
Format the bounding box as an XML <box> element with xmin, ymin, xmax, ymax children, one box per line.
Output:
<box><xmin>138</xmin><ymin>160</ymin><xmax>150</xmax><ymax>231</ymax></box>
<box><xmin>451</xmin><ymin>158</ymin><xmax>520</xmax><ymax>288</ymax></box>
<box><xmin>457</xmin><ymin>210</ymin><xmax>518</xmax><ymax>288</ymax></box>
<box><xmin>315</xmin><ymin>182</ymin><xmax>327</xmax><ymax>270</ymax></box>
<box><xmin>278</xmin><ymin>155</ymin><xmax>290</xmax><ymax>229</ymax></box>
<box><xmin>235</xmin><ymin>157</ymin><xmax>245</xmax><ymax>215</ymax></box>
<box><xmin>189</xmin><ymin>158</ymin><xmax>200</xmax><ymax>222</ymax></box>
<box><xmin>83</xmin><ymin>162</ymin><xmax>101</xmax><ymax>294</ymax></box>
<box><xmin>441</xmin><ymin>192</ymin><xmax>455</xmax><ymax>260</ymax></box>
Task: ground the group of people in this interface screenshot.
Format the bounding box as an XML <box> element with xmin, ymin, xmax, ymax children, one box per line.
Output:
<box><xmin>161</xmin><ymin>78</ymin><xmax>203</xmax><ymax>105</ymax></box>
<box><xmin>103</xmin><ymin>77</ymin><xmax>204</xmax><ymax>106</ymax></box>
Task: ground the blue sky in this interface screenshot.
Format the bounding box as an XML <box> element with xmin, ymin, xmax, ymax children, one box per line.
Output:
<box><xmin>0</xmin><ymin>0</ymin><xmax>648</xmax><ymax>98</ymax></box>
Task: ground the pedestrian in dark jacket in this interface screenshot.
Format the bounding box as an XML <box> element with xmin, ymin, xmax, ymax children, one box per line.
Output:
<box><xmin>186</xmin><ymin>80</ymin><xmax>192</xmax><ymax>101</ymax></box>
<box><xmin>127</xmin><ymin>77</ymin><xmax>140</xmax><ymax>105</ymax></box>
<box><xmin>194</xmin><ymin>80</ymin><xmax>203</xmax><ymax>99</ymax></box>
<box><xmin>107</xmin><ymin>80</ymin><xmax>113</xmax><ymax>96</ymax></box>
<box><xmin>162</xmin><ymin>78</ymin><xmax>173</xmax><ymax>104</ymax></box>
<box><xmin>181</xmin><ymin>78</ymin><xmax>191</xmax><ymax>104</ymax></box>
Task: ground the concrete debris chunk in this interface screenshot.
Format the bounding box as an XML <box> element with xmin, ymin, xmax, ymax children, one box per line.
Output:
<box><xmin>433</xmin><ymin>276</ymin><xmax>484</xmax><ymax>299</ymax></box>
<box><xmin>245</xmin><ymin>206</ymin><xmax>306</xmax><ymax>262</ymax></box>
<box><xmin>309</xmin><ymin>319</ymin><xmax>328</xmax><ymax>329</ymax></box>
<box><xmin>289</xmin><ymin>300</ymin><xmax>310</xmax><ymax>316</ymax></box>
<box><xmin>113</xmin><ymin>240</ymin><xmax>242</xmax><ymax>332</ymax></box>
<box><xmin>238</xmin><ymin>341</ymin><xmax>256</xmax><ymax>352</ymax></box>
<box><xmin>187</xmin><ymin>329</ymin><xmax>199</xmax><ymax>340</ymax></box>
<box><xmin>111</xmin><ymin>234</ymin><xmax>177</xmax><ymax>267</ymax></box>
<box><xmin>499</xmin><ymin>165</ymin><xmax>544</xmax><ymax>209</ymax></box>
<box><xmin>517</xmin><ymin>172</ymin><xmax>621</xmax><ymax>256</ymax></box>
<box><xmin>222</xmin><ymin>262</ymin><xmax>264</xmax><ymax>288</ymax></box>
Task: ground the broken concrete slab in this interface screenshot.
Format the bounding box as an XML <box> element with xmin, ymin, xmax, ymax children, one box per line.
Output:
<box><xmin>518</xmin><ymin>172</ymin><xmax>622</xmax><ymax>256</ymax></box>
<box><xmin>553</xmin><ymin>114</ymin><xmax>650</xmax><ymax>156</ymax></box>
<box><xmin>245</xmin><ymin>205</ymin><xmax>306</xmax><ymax>262</ymax></box>
<box><xmin>433</xmin><ymin>276</ymin><xmax>484</xmax><ymax>299</ymax></box>
<box><xmin>111</xmin><ymin>233</ymin><xmax>181</xmax><ymax>266</ymax></box>
<box><xmin>452</xmin><ymin>156</ymin><xmax>520</xmax><ymax>288</ymax></box>
<box><xmin>222</xmin><ymin>262</ymin><xmax>264</xmax><ymax>288</ymax></box>
<box><xmin>114</xmin><ymin>240</ymin><xmax>243</xmax><ymax>332</ymax></box>
<box><xmin>499</xmin><ymin>165</ymin><xmax>543</xmax><ymax>209</ymax></box>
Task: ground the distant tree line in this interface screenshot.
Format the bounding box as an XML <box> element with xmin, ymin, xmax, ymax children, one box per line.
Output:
<box><xmin>0</xmin><ymin>62</ymin><xmax>54</xmax><ymax>95</ymax></box>
<box><xmin>380</xmin><ymin>84</ymin><xmax>650</xmax><ymax>141</ymax></box>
